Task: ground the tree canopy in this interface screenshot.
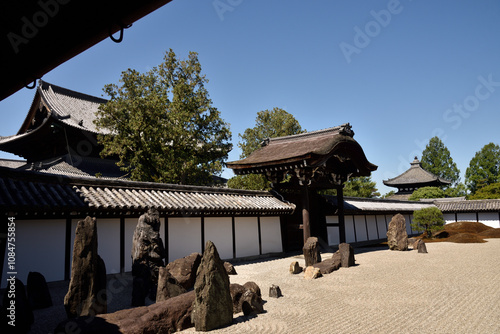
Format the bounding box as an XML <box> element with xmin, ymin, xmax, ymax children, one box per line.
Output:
<box><xmin>228</xmin><ymin>108</ymin><xmax>303</xmax><ymax>190</ymax></box>
<box><xmin>421</xmin><ymin>136</ymin><xmax>460</xmax><ymax>186</ymax></box>
<box><xmin>468</xmin><ymin>182</ymin><xmax>500</xmax><ymax>200</ymax></box>
<box><xmin>94</xmin><ymin>49</ymin><xmax>232</xmax><ymax>185</ymax></box>
<box><xmin>411</xmin><ymin>207</ymin><xmax>445</xmax><ymax>238</ymax></box>
<box><xmin>408</xmin><ymin>186</ymin><xmax>446</xmax><ymax>201</ymax></box>
<box><xmin>465</xmin><ymin>142</ymin><xmax>500</xmax><ymax>194</ymax></box>
<box><xmin>322</xmin><ymin>176</ymin><xmax>380</xmax><ymax>198</ymax></box>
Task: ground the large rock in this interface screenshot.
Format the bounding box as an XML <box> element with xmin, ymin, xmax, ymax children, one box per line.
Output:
<box><xmin>387</xmin><ymin>214</ymin><xmax>408</xmax><ymax>251</ymax></box>
<box><xmin>239</xmin><ymin>290</ymin><xmax>264</xmax><ymax>316</ymax></box>
<box><xmin>304</xmin><ymin>266</ymin><xmax>322</xmax><ymax>280</ymax></box>
<box><xmin>64</xmin><ymin>217</ymin><xmax>107</xmax><ymax>318</ymax></box>
<box><xmin>269</xmin><ymin>284</ymin><xmax>283</xmax><ymax>298</ymax></box>
<box><xmin>27</xmin><ymin>271</ymin><xmax>52</xmax><ymax>309</ymax></box>
<box><xmin>414</xmin><ymin>239</ymin><xmax>428</xmax><ymax>253</ymax></box>
<box><xmin>339</xmin><ymin>243</ymin><xmax>355</xmax><ymax>267</ymax></box>
<box><xmin>229</xmin><ymin>284</ymin><xmax>247</xmax><ymax>313</ymax></box>
<box><xmin>131</xmin><ymin>209</ymin><xmax>166</xmax><ymax>305</ymax></box>
<box><xmin>289</xmin><ymin>261</ymin><xmax>303</xmax><ymax>274</ymax></box>
<box><xmin>156</xmin><ymin>267</ymin><xmax>187</xmax><ymax>302</ymax></box>
<box><xmin>192</xmin><ymin>241</ymin><xmax>233</xmax><ymax>331</ymax></box>
<box><xmin>313</xmin><ymin>252</ymin><xmax>341</xmax><ymax>274</ymax></box>
<box><xmin>55</xmin><ymin>291</ymin><xmax>195</xmax><ymax>334</ymax></box>
<box><xmin>303</xmin><ymin>237</ymin><xmax>321</xmax><ymax>267</ymax></box>
<box><xmin>166</xmin><ymin>252</ymin><xmax>202</xmax><ymax>291</ymax></box>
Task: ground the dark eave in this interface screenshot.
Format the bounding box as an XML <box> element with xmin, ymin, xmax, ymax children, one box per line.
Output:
<box><xmin>383</xmin><ymin>157</ymin><xmax>451</xmax><ymax>188</ymax></box>
<box><xmin>1</xmin><ymin>0</ymin><xmax>173</xmax><ymax>101</ymax></box>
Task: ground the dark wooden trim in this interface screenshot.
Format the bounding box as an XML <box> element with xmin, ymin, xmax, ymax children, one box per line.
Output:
<box><xmin>351</xmin><ymin>215</ymin><xmax>358</xmax><ymax>243</ymax></box>
<box><xmin>384</xmin><ymin>214</ymin><xmax>388</xmax><ymax>230</ymax></box>
<box><xmin>201</xmin><ymin>215</ymin><xmax>205</xmax><ymax>253</ymax></box>
<box><xmin>337</xmin><ymin>186</ymin><xmax>346</xmax><ymax>243</ymax></box>
<box><xmin>232</xmin><ymin>216</ymin><xmax>236</xmax><ymax>259</ymax></box>
<box><xmin>120</xmin><ymin>217</ymin><xmax>125</xmax><ymax>273</ymax></box>
<box><xmin>374</xmin><ymin>215</ymin><xmax>380</xmax><ymax>239</ymax></box>
<box><xmin>64</xmin><ymin>218</ymin><xmax>72</xmax><ymax>281</ymax></box>
<box><xmin>164</xmin><ymin>216</ymin><xmax>169</xmax><ymax>263</ymax></box>
<box><xmin>476</xmin><ymin>211</ymin><xmax>479</xmax><ymax>222</ymax></box>
<box><xmin>257</xmin><ymin>217</ymin><xmax>262</xmax><ymax>255</ymax></box>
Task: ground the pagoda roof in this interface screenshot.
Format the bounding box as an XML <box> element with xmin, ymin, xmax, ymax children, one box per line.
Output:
<box><xmin>0</xmin><ymin>81</ymin><xmax>108</xmax><ymax>160</ymax></box>
<box><xmin>383</xmin><ymin>157</ymin><xmax>451</xmax><ymax>188</ymax></box>
<box><xmin>227</xmin><ymin>123</ymin><xmax>377</xmax><ymax>177</ymax></box>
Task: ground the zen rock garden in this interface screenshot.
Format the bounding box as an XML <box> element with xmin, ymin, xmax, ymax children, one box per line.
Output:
<box><xmin>387</xmin><ymin>213</ymin><xmax>428</xmax><ymax>253</ymax></box>
<box><xmin>54</xmin><ymin>210</ymin><xmax>266</xmax><ymax>333</ymax></box>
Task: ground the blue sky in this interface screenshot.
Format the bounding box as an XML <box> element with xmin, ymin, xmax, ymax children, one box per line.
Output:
<box><xmin>1</xmin><ymin>0</ymin><xmax>499</xmax><ymax>195</ymax></box>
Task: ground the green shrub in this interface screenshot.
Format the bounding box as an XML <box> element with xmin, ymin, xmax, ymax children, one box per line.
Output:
<box><xmin>408</xmin><ymin>187</ymin><xmax>445</xmax><ymax>201</ymax></box>
<box><xmin>411</xmin><ymin>207</ymin><xmax>445</xmax><ymax>238</ymax></box>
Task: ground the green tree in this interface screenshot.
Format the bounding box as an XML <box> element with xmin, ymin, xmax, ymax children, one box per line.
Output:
<box><xmin>421</xmin><ymin>136</ymin><xmax>460</xmax><ymax>186</ymax></box>
<box><xmin>319</xmin><ymin>176</ymin><xmax>380</xmax><ymax>198</ymax></box>
<box><xmin>469</xmin><ymin>183</ymin><xmax>500</xmax><ymax>199</ymax></box>
<box><xmin>381</xmin><ymin>190</ymin><xmax>395</xmax><ymax>199</ymax></box>
<box><xmin>408</xmin><ymin>186</ymin><xmax>446</xmax><ymax>201</ymax></box>
<box><xmin>465</xmin><ymin>142</ymin><xmax>500</xmax><ymax>194</ymax></box>
<box><xmin>94</xmin><ymin>49</ymin><xmax>232</xmax><ymax>185</ymax></box>
<box><xmin>228</xmin><ymin>108</ymin><xmax>303</xmax><ymax>190</ymax></box>
<box><xmin>411</xmin><ymin>207</ymin><xmax>445</xmax><ymax>238</ymax></box>
<box><xmin>444</xmin><ymin>182</ymin><xmax>468</xmax><ymax>198</ymax></box>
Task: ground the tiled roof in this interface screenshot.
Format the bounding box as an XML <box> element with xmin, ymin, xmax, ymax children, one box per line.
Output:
<box><xmin>435</xmin><ymin>199</ymin><xmax>500</xmax><ymax>212</ymax></box>
<box><xmin>38</xmin><ymin>80</ymin><xmax>108</xmax><ymax>134</ymax></box>
<box><xmin>0</xmin><ymin>167</ymin><xmax>295</xmax><ymax>216</ymax></box>
<box><xmin>383</xmin><ymin>157</ymin><xmax>451</xmax><ymax>187</ymax></box>
<box><xmin>227</xmin><ymin>123</ymin><xmax>377</xmax><ymax>176</ymax></box>
<box><xmin>323</xmin><ymin>195</ymin><xmax>436</xmax><ymax>214</ymax></box>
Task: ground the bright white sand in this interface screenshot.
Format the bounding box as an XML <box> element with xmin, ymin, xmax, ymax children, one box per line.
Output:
<box><xmin>181</xmin><ymin>239</ymin><xmax>500</xmax><ymax>334</ymax></box>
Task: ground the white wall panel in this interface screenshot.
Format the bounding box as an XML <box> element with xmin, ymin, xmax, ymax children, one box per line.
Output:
<box><xmin>376</xmin><ymin>215</ymin><xmax>387</xmax><ymax>237</ymax></box>
<box><xmin>478</xmin><ymin>212</ymin><xmax>500</xmax><ymax>228</ymax></box>
<box><xmin>366</xmin><ymin>215</ymin><xmax>378</xmax><ymax>240</ymax></box>
<box><xmin>260</xmin><ymin>217</ymin><xmax>283</xmax><ymax>254</ymax></box>
<box><xmin>354</xmin><ymin>215</ymin><xmax>368</xmax><ymax>242</ymax></box>
<box><xmin>457</xmin><ymin>213</ymin><xmax>477</xmax><ymax>222</ymax></box>
<box><xmin>204</xmin><ymin>217</ymin><xmax>233</xmax><ymax>260</ymax></box>
<box><xmin>345</xmin><ymin>216</ymin><xmax>356</xmax><ymax>243</ymax></box>
<box><xmin>234</xmin><ymin>217</ymin><xmax>259</xmax><ymax>258</ymax></box>
<box><xmin>2</xmin><ymin>219</ymin><xmax>66</xmax><ymax>288</ymax></box>
<box><xmin>97</xmin><ymin>219</ymin><xmax>121</xmax><ymax>274</ymax></box>
<box><xmin>168</xmin><ymin>217</ymin><xmax>202</xmax><ymax>263</ymax></box>
<box><xmin>326</xmin><ymin>216</ymin><xmax>340</xmax><ymax>246</ymax></box>
<box><xmin>443</xmin><ymin>213</ymin><xmax>456</xmax><ymax>225</ymax></box>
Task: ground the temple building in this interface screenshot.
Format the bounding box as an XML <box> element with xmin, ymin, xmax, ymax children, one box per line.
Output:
<box><xmin>383</xmin><ymin>157</ymin><xmax>451</xmax><ymax>200</ymax></box>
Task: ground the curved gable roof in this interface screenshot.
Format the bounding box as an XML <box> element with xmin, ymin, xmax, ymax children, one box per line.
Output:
<box><xmin>383</xmin><ymin>157</ymin><xmax>451</xmax><ymax>187</ymax></box>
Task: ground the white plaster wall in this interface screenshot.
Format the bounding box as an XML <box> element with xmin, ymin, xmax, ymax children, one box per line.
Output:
<box><xmin>405</xmin><ymin>214</ymin><xmax>413</xmax><ymax>235</ymax></box>
<box><xmin>96</xmin><ymin>219</ymin><xmax>120</xmax><ymax>274</ymax></box>
<box><xmin>456</xmin><ymin>213</ymin><xmax>477</xmax><ymax>222</ymax></box>
<box><xmin>366</xmin><ymin>215</ymin><xmax>379</xmax><ymax>240</ymax></box>
<box><xmin>478</xmin><ymin>212</ymin><xmax>500</xmax><ymax>228</ymax></box>
<box><xmin>354</xmin><ymin>215</ymin><xmax>368</xmax><ymax>242</ymax></box>
<box><xmin>204</xmin><ymin>217</ymin><xmax>233</xmax><ymax>260</ymax></box>
<box><xmin>326</xmin><ymin>216</ymin><xmax>340</xmax><ymax>246</ymax></box>
<box><xmin>168</xmin><ymin>217</ymin><xmax>201</xmax><ymax>263</ymax></box>
<box><xmin>2</xmin><ymin>219</ymin><xmax>66</xmax><ymax>288</ymax></box>
<box><xmin>443</xmin><ymin>213</ymin><xmax>457</xmax><ymax>225</ymax></box>
<box><xmin>260</xmin><ymin>217</ymin><xmax>283</xmax><ymax>254</ymax></box>
<box><xmin>345</xmin><ymin>216</ymin><xmax>356</xmax><ymax>243</ymax></box>
<box><xmin>234</xmin><ymin>217</ymin><xmax>259</xmax><ymax>258</ymax></box>
<box><xmin>376</xmin><ymin>215</ymin><xmax>388</xmax><ymax>237</ymax></box>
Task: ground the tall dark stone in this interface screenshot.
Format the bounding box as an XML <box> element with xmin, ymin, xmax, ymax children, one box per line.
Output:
<box><xmin>387</xmin><ymin>214</ymin><xmax>408</xmax><ymax>251</ymax></box>
<box><xmin>27</xmin><ymin>271</ymin><xmax>52</xmax><ymax>309</ymax></box>
<box><xmin>156</xmin><ymin>267</ymin><xmax>186</xmax><ymax>302</ymax></box>
<box><xmin>64</xmin><ymin>217</ymin><xmax>107</xmax><ymax>318</ymax></box>
<box><xmin>339</xmin><ymin>243</ymin><xmax>355</xmax><ymax>267</ymax></box>
<box><xmin>131</xmin><ymin>209</ymin><xmax>165</xmax><ymax>306</ymax></box>
<box><xmin>303</xmin><ymin>237</ymin><xmax>321</xmax><ymax>267</ymax></box>
<box><xmin>192</xmin><ymin>241</ymin><xmax>233</xmax><ymax>331</ymax></box>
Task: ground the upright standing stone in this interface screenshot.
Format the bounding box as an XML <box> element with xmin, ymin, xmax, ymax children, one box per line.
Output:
<box><xmin>303</xmin><ymin>237</ymin><xmax>322</xmax><ymax>267</ymax></box>
<box><xmin>415</xmin><ymin>239</ymin><xmax>428</xmax><ymax>253</ymax></box>
<box><xmin>64</xmin><ymin>216</ymin><xmax>107</xmax><ymax>318</ymax></box>
<box><xmin>387</xmin><ymin>214</ymin><xmax>408</xmax><ymax>251</ymax></box>
<box><xmin>27</xmin><ymin>271</ymin><xmax>52</xmax><ymax>309</ymax></box>
<box><xmin>339</xmin><ymin>243</ymin><xmax>355</xmax><ymax>267</ymax></box>
<box><xmin>131</xmin><ymin>209</ymin><xmax>165</xmax><ymax>305</ymax></box>
<box><xmin>192</xmin><ymin>241</ymin><xmax>233</xmax><ymax>331</ymax></box>
<box><xmin>156</xmin><ymin>267</ymin><xmax>186</xmax><ymax>302</ymax></box>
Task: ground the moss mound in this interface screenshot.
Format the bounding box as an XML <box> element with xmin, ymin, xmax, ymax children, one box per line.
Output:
<box><xmin>446</xmin><ymin>233</ymin><xmax>487</xmax><ymax>243</ymax></box>
<box><xmin>444</xmin><ymin>221</ymin><xmax>492</xmax><ymax>234</ymax></box>
<box><xmin>478</xmin><ymin>228</ymin><xmax>500</xmax><ymax>238</ymax></box>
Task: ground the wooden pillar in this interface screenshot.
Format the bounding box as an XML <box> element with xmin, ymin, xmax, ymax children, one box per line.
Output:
<box><xmin>338</xmin><ymin>185</ymin><xmax>346</xmax><ymax>243</ymax></box>
<box><xmin>302</xmin><ymin>185</ymin><xmax>311</xmax><ymax>244</ymax></box>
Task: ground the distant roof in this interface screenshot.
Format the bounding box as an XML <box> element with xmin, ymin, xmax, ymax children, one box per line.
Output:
<box><xmin>0</xmin><ymin>167</ymin><xmax>295</xmax><ymax>217</ymax></box>
<box><xmin>227</xmin><ymin>123</ymin><xmax>377</xmax><ymax>179</ymax></box>
<box><xmin>323</xmin><ymin>195</ymin><xmax>436</xmax><ymax>214</ymax></box>
<box><xmin>383</xmin><ymin>157</ymin><xmax>451</xmax><ymax>189</ymax></box>
<box><xmin>434</xmin><ymin>198</ymin><xmax>500</xmax><ymax>212</ymax></box>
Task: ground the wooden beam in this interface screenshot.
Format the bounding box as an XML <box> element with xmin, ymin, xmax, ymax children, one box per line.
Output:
<box><xmin>338</xmin><ymin>185</ymin><xmax>346</xmax><ymax>243</ymax></box>
<box><xmin>302</xmin><ymin>185</ymin><xmax>311</xmax><ymax>244</ymax></box>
